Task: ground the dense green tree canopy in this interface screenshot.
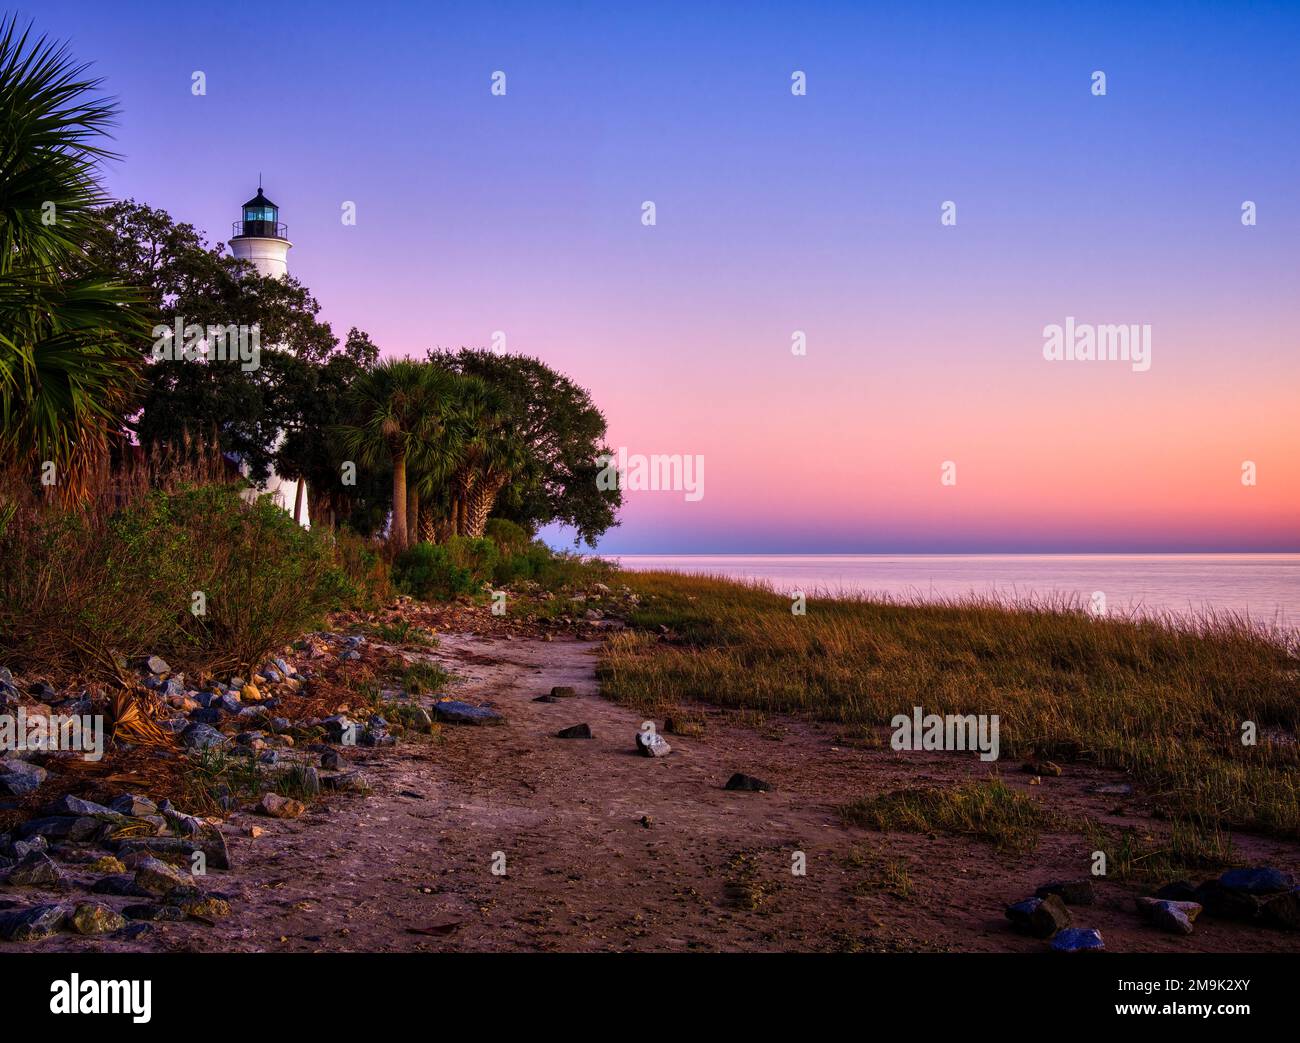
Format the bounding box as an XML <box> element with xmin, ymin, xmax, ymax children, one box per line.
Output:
<box><xmin>428</xmin><ymin>348</ymin><xmax>621</xmax><ymax>545</ymax></box>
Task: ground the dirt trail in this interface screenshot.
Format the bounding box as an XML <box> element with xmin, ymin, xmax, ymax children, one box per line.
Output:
<box><xmin>55</xmin><ymin>633</ymin><xmax>1300</xmax><ymax>953</ymax></box>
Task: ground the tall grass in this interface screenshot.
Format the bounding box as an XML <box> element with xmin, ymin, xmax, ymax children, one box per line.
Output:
<box><xmin>600</xmin><ymin>571</ymin><xmax>1300</xmax><ymax>838</ymax></box>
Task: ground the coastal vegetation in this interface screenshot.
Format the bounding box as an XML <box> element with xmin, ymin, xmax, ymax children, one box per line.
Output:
<box><xmin>599</xmin><ymin>571</ymin><xmax>1300</xmax><ymax>845</ymax></box>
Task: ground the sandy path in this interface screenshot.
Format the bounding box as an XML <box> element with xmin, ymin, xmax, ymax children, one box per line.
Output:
<box><xmin>40</xmin><ymin>632</ymin><xmax>1300</xmax><ymax>953</ymax></box>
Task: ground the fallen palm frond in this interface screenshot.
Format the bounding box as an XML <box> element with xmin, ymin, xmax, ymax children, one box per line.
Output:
<box><xmin>107</xmin><ymin>688</ymin><xmax>177</xmax><ymax>750</ymax></box>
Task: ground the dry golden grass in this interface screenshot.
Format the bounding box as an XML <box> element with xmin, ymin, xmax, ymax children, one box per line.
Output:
<box><xmin>599</xmin><ymin>571</ymin><xmax>1300</xmax><ymax>839</ymax></box>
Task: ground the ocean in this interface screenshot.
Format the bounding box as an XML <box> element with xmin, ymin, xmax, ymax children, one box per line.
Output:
<box><xmin>611</xmin><ymin>554</ymin><xmax>1300</xmax><ymax>628</ymax></box>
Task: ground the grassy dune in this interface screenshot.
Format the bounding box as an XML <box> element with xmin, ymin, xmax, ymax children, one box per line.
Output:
<box><xmin>598</xmin><ymin>571</ymin><xmax>1300</xmax><ymax>840</ymax></box>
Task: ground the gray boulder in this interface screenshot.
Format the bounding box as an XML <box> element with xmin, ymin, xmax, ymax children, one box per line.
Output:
<box><xmin>0</xmin><ymin>759</ymin><xmax>46</xmax><ymax>796</ymax></box>
<box><xmin>1219</xmin><ymin>867</ymin><xmax>1295</xmax><ymax>895</ymax></box>
<box><xmin>1050</xmin><ymin>927</ymin><xmax>1105</xmax><ymax>952</ymax></box>
<box><xmin>432</xmin><ymin>701</ymin><xmax>503</xmax><ymax>726</ymax></box>
<box><xmin>181</xmin><ymin>723</ymin><xmax>228</xmax><ymax>750</ymax></box>
<box><xmin>6</xmin><ymin>851</ymin><xmax>66</xmax><ymax>888</ymax></box>
<box><xmin>0</xmin><ymin>903</ymin><xmax>68</xmax><ymax>941</ymax></box>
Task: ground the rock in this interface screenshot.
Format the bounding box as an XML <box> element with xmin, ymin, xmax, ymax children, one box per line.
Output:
<box><xmin>0</xmin><ymin>759</ymin><xmax>47</xmax><ymax>796</ymax></box>
<box><xmin>550</xmin><ymin>686</ymin><xmax>577</xmax><ymax>698</ymax></box>
<box><xmin>177</xmin><ymin>895</ymin><xmax>231</xmax><ymax>921</ymax></box>
<box><xmin>70</xmin><ymin>902</ymin><xmax>127</xmax><ymax>935</ymax></box>
<box><xmin>109</xmin><ymin>793</ymin><xmax>158</xmax><ymax>817</ymax></box>
<box><xmin>0</xmin><ymin>834</ymin><xmax>47</xmax><ymax>860</ymax></box>
<box><xmin>1031</xmin><ymin>893</ymin><xmax>1071</xmax><ymax>937</ymax></box>
<box><xmin>121</xmin><ymin>903</ymin><xmax>187</xmax><ymax>923</ymax></box>
<box><xmin>556</xmin><ymin>723</ymin><xmax>593</xmax><ymax>739</ymax></box>
<box><xmin>1219</xmin><ymin>867</ymin><xmax>1295</xmax><ymax>895</ymax></box>
<box><xmin>133</xmin><ymin>855</ymin><xmax>194</xmax><ymax>897</ymax></box>
<box><xmin>1005</xmin><ymin>895</ymin><xmax>1070</xmax><ymax>938</ymax></box>
<box><xmin>1192</xmin><ymin>880</ymin><xmax>1262</xmax><ymax>920</ymax></box>
<box><xmin>114</xmin><ymin>923</ymin><xmax>153</xmax><ymax>941</ymax></box>
<box><xmin>408</xmin><ymin>708</ymin><xmax>434</xmax><ymax>733</ymax></box>
<box><xmin>247</xmin><ymin>826</ymin><xmax>266</xmax><ymax>839</ymax></box>
<box><xmin>145</xmin><ymin>655</ymin><xmax>171</xmax><ymax>676</ymax></box>
<box><xmin>240</xmin><ymin>683</ymin><xmax>262</xmax><ymax>703</ymax></box>
<box><xmin>1135</xmin><ymin>896</ymin><xmax>1202</xmax><ymax>923</ymax></box>
<box><xmin>635</xmin><ymin>729</ymin><xmax>672</xmax><ymax>758</ymax></box>
<box><xmin>1260</xmin><ymin>888</ymin><xmax>1300</xmax><ymax>931</ymax></box>
<box><xmin>115</xmin><ymin>829</ymin><xmax>231</xmax><ymax>872</ymax></box>
<box><xmin>321</xmin><ymin>771</ymin><xmax>371</xmax><ymax>794</ymax></box>
<box><xmin>320</xmin><ymin>750</ymin><xmax>342</xmax><ymax>771</ymax></box>
<box><xmin>40</xmin><ymin>794</ymin><xmax>119</xmax><ymax>819</ymax></box>
<box><xmin>724</xmin><ymin>772</ymin><xmax>771</xmax><ymax>791</ymax></box>
<box><xmin>6</xmin><ymin>851</ymin><xmax>65</xmax><ymax>888</ymax></box>
<box><xmin>1050</xmin><ymin>927</ymin><xmax>1105</xmax><ymax>952</ymax></box>
<box><xmin>358</xmin><ymin>722</ymin><xmax>394</xmax><ymax>747</ymax></box>
<box><xmin>1005</xmin><ymin>897</ymin><xmax>1042</xmax><ymax>931</ymax></box>
<box><xmin>1090</xmin><ymin>782</ymin><xmax>1133</xmax><ymax>797</ymax></box>
<box><xmin>163</xmin><ymin>809</ymin><xmax>205</xmax><ymax>836</ymax></box>
<box><xmin>181</xmin><ymin>722</ymin><xmax>228</xmax><ymax>750</ymax></box>
<box><xmin>1035</xmin><ymin>879</ymin><xmax>1095</xmax><ymax>906</ymax></box>
<box><xmin>18</xmin><ymin>816</ymin><xmax>102</xmax><ymax>842</ymax></box>
<box><xmin>432</xmin><ymin>701</ymin><xmax>504</xmax><ymax>726</ymax></box>
<box><xmin>533</xmin><ymin>695</ymin><xmax>558</xmax><ymax>703</ymax></box>
<box><xmin>88</xmin><ymin>856</ymin><xmax>127</xmax><ymax>874</ymax></box>
<box><xmin>257</xmin><ymin>792</ymin><xmax>305</xmax><ymax>819</ymax></box>
<box><xmin>1022</xmin><ymin>761</ymin><xmax>1062</xmax><ymax>777</ymax></box>
<box><xmin>321</xmin><ymin>715</ymin><xmax>357</xmax><ymax>743</ymax></box>
<box><xmin>91</xmin><ymin>874</ymin><xmax>149</xmax><ymax>897</ymax></box>
<box><xmin>1151</xmin><ymin>901</ymin><xmax>1198</xmax><ymax>935</ymax></box>
<box><xmin>0</xmin><ymin>903</ymin><xmax>68</xmax><ymax>941</ymax></box>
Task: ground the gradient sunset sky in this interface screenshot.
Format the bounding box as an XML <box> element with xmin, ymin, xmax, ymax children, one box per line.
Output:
<box><xmin>33</xmin><ymin>0</ymin><xmax>1300</xmax><ymax>552</ymax></box>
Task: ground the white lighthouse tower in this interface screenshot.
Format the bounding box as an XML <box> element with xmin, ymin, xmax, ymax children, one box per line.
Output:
<box><xmin>228</xmin><ymin>184</ymin><xmax>306</xmax><ymax>526</ymax></box>
<box><xmin>229</xmin><ymin>185</ymin><xmax>292</xmax><ymax>278</ymax></box>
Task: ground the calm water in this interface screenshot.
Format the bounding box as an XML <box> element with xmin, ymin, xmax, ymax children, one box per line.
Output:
<box><xmin>612</xmin><ymin>554</ymin><xmax>1300</xmax><ymax>628</ymax></box>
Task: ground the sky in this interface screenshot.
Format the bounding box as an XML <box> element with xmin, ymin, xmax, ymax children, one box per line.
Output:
<box><xmin>28</xmin><ymin>0</ymin><xmax>1300</xmax><ymax>552</ymax></box>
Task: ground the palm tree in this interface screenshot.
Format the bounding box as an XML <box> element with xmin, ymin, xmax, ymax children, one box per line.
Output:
<box><xmin>443</xmin><ymin>376</ymin><xmax>524</xmax><ymax>538</ymax></box>
<box><xmin>339</xmin><ymin>359</ymin><xmax>451</xmax><ymax>551</ymax></box>
<box><xmin>0</xmin><ymin>17</ymin><xmax>146</xmax><ymax>502</ymax></box>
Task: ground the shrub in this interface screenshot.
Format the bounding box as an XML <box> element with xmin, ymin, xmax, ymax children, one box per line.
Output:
<box><xmin>333</xmin><ymin>528</ymin><xmax>394</xmax><ymax>608</ymax></box>
<box><xmin>0</xmin><ymin>483</ymin><xmax>350</xmax><ymax>678</ymax></box>
<box><xmin>483</xmin><ymin>517</ymin><xmax>530</xmax><ymax>557</ymax></box>
<box><xmin>393</xmin><ymin>536</ymin><xmax>510</xmax><ymax>600</ymax></box>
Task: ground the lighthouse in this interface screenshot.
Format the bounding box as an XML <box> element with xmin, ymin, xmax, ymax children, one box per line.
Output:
<box><xmin>229</xmin><ymin>186</ymin><xmax>292</xmax><ymax>279</ymax></box>
<box><xmin>228</xmin><ymin>183</ymin><xmax>306</xmax><ymax>525</ymax></box>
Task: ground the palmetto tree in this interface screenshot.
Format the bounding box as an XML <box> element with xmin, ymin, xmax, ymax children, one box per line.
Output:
<box><xmin>0</xmin><ymin>17</ymin><xmax>147</xmax><ymax>501</ymax></box>
<box><xmin>443</xmin><ymin>375</ymin><xmax>525</xmax><ymax>538</ymax></box>
<box><xmin>340</xmin><ymin>358</ymin><xmax>452</xmax><ymax>551</ymax></box>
